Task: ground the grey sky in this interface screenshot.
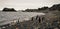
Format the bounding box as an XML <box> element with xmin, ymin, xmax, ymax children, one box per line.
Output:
<box><xmin>0</xmin><ymin>0</ymin><xmax>60</xmax><ymax>10</ymax></box>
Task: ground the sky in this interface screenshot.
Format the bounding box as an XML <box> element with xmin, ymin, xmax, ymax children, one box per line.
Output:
<box><xmin>0</xmin><ymin>0</ymin><xmax>60</xmax><ymax>10</ymax></box>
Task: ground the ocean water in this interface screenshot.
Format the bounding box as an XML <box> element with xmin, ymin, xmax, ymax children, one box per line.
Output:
<box><xmin>0</xmin><ymin>11</ymin><xmax>45</xmax><ymax>25</ymax></box>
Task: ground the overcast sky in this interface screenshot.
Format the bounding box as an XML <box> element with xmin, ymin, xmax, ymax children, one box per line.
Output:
<box><xmin>0</xmin><ymin>0</ymin><xmax>60</xmax><ymax>10</ymax></box>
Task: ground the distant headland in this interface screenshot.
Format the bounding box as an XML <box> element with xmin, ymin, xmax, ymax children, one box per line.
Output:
<box><xmin>1</xmin><ymin>4</ymin><xmax>60</xmax><ymax>12</ymax></box>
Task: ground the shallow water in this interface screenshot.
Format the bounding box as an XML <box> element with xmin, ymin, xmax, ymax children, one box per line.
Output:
<box><xmin>0</xmin><ymin>11</ymin><xmax>45</xmax><ymax>25</ymax></box>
